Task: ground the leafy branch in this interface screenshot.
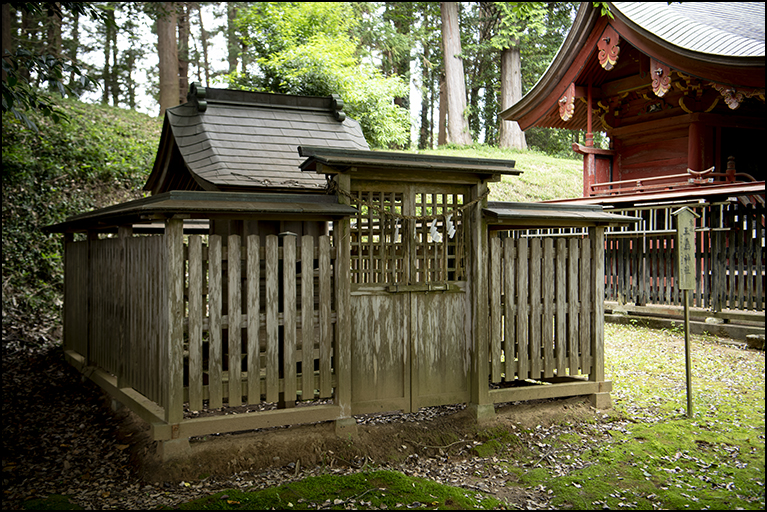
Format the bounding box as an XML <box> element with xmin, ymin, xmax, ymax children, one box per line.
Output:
<box><xmin>2</xmin><ymin>48</ymin><xmax>98</xmax><ymax>132</ymax></box>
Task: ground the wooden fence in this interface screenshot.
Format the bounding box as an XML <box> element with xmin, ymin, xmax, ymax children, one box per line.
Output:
<box><xmin>63</xmin><ymin>229</ymin><xmax>339</xmax><ymax>428</ymax></box>
<box><xmin>485</xmin><ymin>228</ymin><xmax>608</xmax><ymax>405</ymax></box>
<box><xmin>62</xmin><ymin>215</ymin><xmax>613</xmax><ymax>450</ymax></box>
<box><xmin>605</xmin><ymin>202</ymin><xmax>765</xmax><ymax>311</ymax></box>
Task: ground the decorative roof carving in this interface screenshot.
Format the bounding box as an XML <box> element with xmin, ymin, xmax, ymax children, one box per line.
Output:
<box><xmin>650</xmin><ymin>58</ymin><xmax>672</xmax><ymax>97</ymax></box>
<box><xmin>597</xmin><ymin>25</ymin><xmax>620</xmax><ymax>70</ymax></box>
<box><xmin>558</xmin><ymin>82</ymin><xmax>576</xmax><ymax>121</ymax></box>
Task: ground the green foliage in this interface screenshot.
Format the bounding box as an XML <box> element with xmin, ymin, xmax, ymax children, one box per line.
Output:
<box><xmin>1</xmin><ymin>48</ymin><xmax>98</xmax><ymax>132</ymax></box>
<box><xmin>176</xmin><ymin>470</ymin><xmax>504</xmax><ymax>510</ymax></box>
<box><xmin>1</xmin><ymin>2</ymin><xmax>108</xmax><ymax>131</ymax></box>
<box><xmin>1</xmin><ymin>95</ymin><xmax>161</xmax><ymax>338</ymax></box>
<box><xmin>222</xmin><ymin>2</ymin><xmax>410</xmax><ymax>149</ymax></box>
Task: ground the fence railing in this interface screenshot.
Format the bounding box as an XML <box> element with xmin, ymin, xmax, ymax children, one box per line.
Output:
<box><xmin>605</xmin><ymin>202</ymin><xmax>765</xmax><ymax>311</ymax></box>
<box><xmin>64</xmin><ymin>230</ymin><xmax>338</xmax><ymax>423</ymax></box>
<box><xmin>488</xmin><ymin>230</ymin><xmax>604</xmax><ymax>385</ymax></box>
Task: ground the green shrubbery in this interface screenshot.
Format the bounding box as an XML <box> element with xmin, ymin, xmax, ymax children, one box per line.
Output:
<box><xmin>1</xmin><ymin>96</ymin><xmax>161</xmax><ymax>340</ymax></box>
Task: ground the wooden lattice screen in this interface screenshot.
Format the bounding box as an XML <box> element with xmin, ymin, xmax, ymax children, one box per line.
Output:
<box><xmin>349</xmin><ymin>190</ymin><xmax>467</xmax><ymax>285</ymax></box>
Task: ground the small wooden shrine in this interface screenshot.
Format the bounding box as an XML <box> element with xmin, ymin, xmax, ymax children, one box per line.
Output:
<box><xmin>46</xmin><ymin>87</ymin><xmax>636</xmax><ymax>461</ymax></box>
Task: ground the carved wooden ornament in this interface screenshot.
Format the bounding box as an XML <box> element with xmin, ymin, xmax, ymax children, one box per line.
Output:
<box><xmin>650</xmin><ymin>58</ymin><xmax>671</xmax><ymax>97</ymax></box>
<box><xmin>598</xmin><ymin>26</ymin><xmax>620</xmax><ymax>70</ymax></box>
<box><xmin>558</xmin><ymin>82</ymin><xmax>575</xmax><ymax>121</ymax></box>
<box><xmin>709</xmin><ymin>83</ymin><xmax>762</xmax><ymax>110</ymax></box>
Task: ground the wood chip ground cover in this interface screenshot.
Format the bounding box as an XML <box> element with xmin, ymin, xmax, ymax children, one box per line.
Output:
<box><xmin>2</xmin><ymin>324</ymin><xmax>764</xmax><ymax>510</ymax></box>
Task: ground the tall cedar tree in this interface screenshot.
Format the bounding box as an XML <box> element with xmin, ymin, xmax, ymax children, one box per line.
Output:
<box><xmin>157</xmin><ymin>2</ymin><xmax>179</xmax><ymax>117</ymax></box>
<box><xmin>440</xmin><ymin>2</ymin><xmax>472</xmax><ymax>145</ymax></box>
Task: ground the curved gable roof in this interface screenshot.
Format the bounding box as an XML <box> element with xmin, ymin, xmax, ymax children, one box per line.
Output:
<box><xmin>145</xmin><ymin>87</ymin><xmax>369</xmax><ymax>195</ymax></box>
<box><xmin>502</xmin><ymin>2</ymin><xmax>765</xmax><ymax>131</ymax></box>
<box><xmin>613</xmin><ymin>2</ymin><xmax>764</xmax><ymax>58</ymax></box>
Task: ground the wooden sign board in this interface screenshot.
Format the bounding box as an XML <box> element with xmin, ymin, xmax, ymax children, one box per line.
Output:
<box><xmin>672</xmin><ymin>207</ymin><xmax>700</xmax><ymax>290</ymax></box>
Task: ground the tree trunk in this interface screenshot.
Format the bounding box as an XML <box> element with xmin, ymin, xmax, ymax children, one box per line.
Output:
<box><xmin>498</xmin><ymin>43</ymin><xmax>526</xmax><ymax>149</ymax></box>
<box><xmin>418</xmin><ymin>43</ymin><xmax>431</xmax><ymax>150</ymax></box>
<box><xmin>158</xmin><ymin>2</ymin><xmax>179</xmax><ymax>117</ymax></box>
<box><xmin>46</xmin><ymin>2</ymin><xmax>62</xmax><ymax>59</ymax></box>
<box><xmin>68</xmin><ymin>10</ymin><xmax>79</xmax><ymax>88</ymax></box>
<box><xmin>440</xmin><ymin>2</ymin><xmax>472</xmax><ymax>146</ymax></box>
<box><xmin>102</xmin><ymin>11</ymin><xmax>111</xmax><ymax>104</ymax></box>
<box><xmin>227</xmin><ymin>3</ymin><xmax>238</xmax><ymax>74</ymax></box>
<box><xmin>438</xmin><ymin>73</ymin><xmax>447</xmax><ymax>146</ymax></box>
<box><xmin>109</xmin><ymin>8</ymin><xmax>118</xmax><ymax>107</ymax></box>
<box><xmin>2</xmin><ymin>3</ymin><xmax>11</xmax><ymax>82</ymax></box>
<box><xmin>177</xmin><ymin>2</ymin><xmax>189</xmax><ymax>104</ymax></box>
<box><xmin>197</xmin><ymin>3</ymin><xmax>210</xmax><ymax>85</ymax></box>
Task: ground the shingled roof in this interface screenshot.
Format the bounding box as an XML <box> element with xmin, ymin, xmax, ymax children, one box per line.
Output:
<box><xmin>144</xmin><ymin>85</ymin><xmax>369</xmax><ymax>195</ymax></box>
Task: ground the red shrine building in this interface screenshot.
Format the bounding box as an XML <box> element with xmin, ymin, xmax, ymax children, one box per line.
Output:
<box><xmin>502</xmin><ymin>2</ymin><xmax>765</xmax><ymax>313</ymax></box>
<box><xmin>503</xmin><ymin>1</ymin><xmax>764</xmax><ymax>203</ymax></box>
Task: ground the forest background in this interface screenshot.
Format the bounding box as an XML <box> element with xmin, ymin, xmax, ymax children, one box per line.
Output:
<box><xmin>2</xmin><ymin>1</ymin><xmax>603</xmax><ymax>341</ymax></box>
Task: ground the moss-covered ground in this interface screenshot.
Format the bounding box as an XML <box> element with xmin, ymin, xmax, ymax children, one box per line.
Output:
<box><xmin>174</xmin><ymin>470</ymin><xmax>504</xmax><ymax>510</ymax></box>
<box><xmin>504</xmin><ymin>324</ymin><xmax>765</xmax><ymax>510</ymax></box>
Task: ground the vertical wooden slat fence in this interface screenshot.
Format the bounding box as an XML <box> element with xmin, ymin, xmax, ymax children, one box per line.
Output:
<box><xmin>62</xmin><ymin>230</ymin><xmax>339</xmax><ymax>427</ymax></box>
<box><xmin>605</xmin><ymin>202</ymin><xmax>765</xmax><ymax>311</ymax></box>
<box><xmin>182</xmin><ymin>233</ymin><xmax>338</xmax><ymax>410</ymax></box>
<box><xmin>489</xmin><ymin>233</ymin><xmax>602</xmax><ymax>384</ymax></box>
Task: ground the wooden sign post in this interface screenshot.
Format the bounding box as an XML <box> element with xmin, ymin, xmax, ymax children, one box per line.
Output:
<box><xmin>672</xmin><ymin>207</ymin><xmax>699</xmax><ymax>419</ymax></box>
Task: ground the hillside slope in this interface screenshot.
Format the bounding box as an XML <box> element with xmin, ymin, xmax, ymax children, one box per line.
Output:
<box><xmin>2</xmin><ymin>97</ymin><xmax>162</xmax><ymax>340</ymax></box>
<box><xmin>402</xmin><ymin>145</ymin><xmax>583</xmax><ymax>202</ymax></box>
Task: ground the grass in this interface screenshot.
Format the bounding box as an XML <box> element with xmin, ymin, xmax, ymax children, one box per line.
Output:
<box><xmin>174</xmin><ymin>470</ymin><xmax>504</xmax><ymax>510</ymax></box>
<box><xmin>514</xmin><ymin>325</ymin><xmax>765</xmax><ymax>510</ymax></box>
<box><xmin>390</xmin><ymin>144</ymin><xmax>584</xmax><ymax>202</ymax></box>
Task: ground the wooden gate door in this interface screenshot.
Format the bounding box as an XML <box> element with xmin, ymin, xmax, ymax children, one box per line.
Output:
<box><xmin>349</xmin><ymin>184</ymin><xmax>471</xmax><ymax>414</ymax></box>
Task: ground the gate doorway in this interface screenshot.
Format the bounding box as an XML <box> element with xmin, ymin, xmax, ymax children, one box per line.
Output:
<box><xmin>348</xmin><ymin>183</ymin><xmax>472</xmax><ymax>414</ymax></box>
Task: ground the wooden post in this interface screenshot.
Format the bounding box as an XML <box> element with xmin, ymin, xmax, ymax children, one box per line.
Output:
<box><xmin>469</xmin><ymin>181</ymin><xmax>493</xmax><ymax>421</ymax></box>
<box><xmin>117</xmin><ymin>225</ymin><xmax>133</xmax><ymax>388</ymax></box>
<box><xmin>333</xmin><ymin>173</ymin><xmax>355</xmax><ymax>433</ymax></box>
<box><xmin>673</xmin><ymin>207</ymin><xmax>699</xmax><ymax>419</ymax></box>
<box><xmin>62</xmin><ymin>232</ymin><xmax>74</xmax><ymax>353</ymax></box>
<box><xmin>585</xmin><ymin>82</ymin><xmax>593</xmax><ymax>147</ymax></box>
<box><xmin>86</xmin><ymin>230</ymin><xmax>98</xmax><ymax>368</ymax></box>
<box><xmin>589</xmin><ymin>227</ymin><xmax>610</xmax><ymax>409</ymax></box>
<box><xmin>164</xmin><ymin>218</ymin><xmax>184</xmax><ymax>425</ymax></box>
<box><xmin>228</xmin><ymin>234</ymin><xmax>242</xmax><ymax>407</ymax></box>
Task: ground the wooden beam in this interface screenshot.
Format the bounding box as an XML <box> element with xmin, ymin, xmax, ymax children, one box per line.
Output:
<box><xmin>164</xmin><ymin>218</ymin><xmax>185</xmax><ymax>425</ymax></box>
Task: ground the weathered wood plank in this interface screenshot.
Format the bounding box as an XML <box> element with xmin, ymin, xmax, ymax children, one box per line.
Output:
<box><xmin>319</xmin><ymin>236</ymin><xmax>332</xmax><ymax>398</ymax></box>
<box><xmin>542</xmin><ymin>238</ymin><xmax>555</xmax><ymax>379</ymax></box>
<box><xmin>529</xmin><ymin>238</ymin><xmax>542</xmax><ymax>380</ymax></box>
<box><xmin>283</xmin><ymin>234</ymin><xmax>297</xmax><ymax>404</ymax></box>
<box><xmin>165</xmin><ymin>218</ymin><xmax>184</xmax><ymax>424</ymax></box>
<box><xmin>503</xmin><ymin>239</ymin><xmax>517</xmax><ymax>380</ymax></box>
<box><xmin>246</xmin><ymin>235</ymin><xmax>261</xmax><ymax>404</ymax></box>
<box><xmin>228</xmin><ymin>234</ymin><xmax>242</xmax><ymax>407</ymax></box>
<box><xmin>208</xmin><ymin>235</ymin><xmax>223</xmax><ymax>410</ymax></box>
<box><xmin>555</xmin><ymin>238</ymin><xmax>567</xmax><ymax>376</ymax></box>
<box><xmin>302</xmin><ymin>235</ymin><xmax>315</xmax><ymax>400</ymax></box>
<box><xmin>516</xmin><ymin>238</ymin><xmax>529</xmax><ymax>379</ymax></box>
<box><xmin>567</xmin><ymin>238</ymin><xmax>579</xmax><ymax>375</ymax></box>
<box><xmin>188</xmin><ymin>235</ymin><xmax>203</xmax><ymax>412</ymax></box>
<box><xmin>490</xmin><ymin>237</ymin><xmax>502</xmax><ymax>383</ymax></box>
<box><xmin>334</xmin><ymin>174</ymin><xmax>353</xmax><ymax>417</ymax></box>
<box><xmin>590</xmin><ymin>227</ymin><xmax>606</xmax><ymax>382</ymax></box>
<box><xmin>265</xmin><ymin>235</ymin><xmax>279</xmax><ymax>403</ymax></box>
<box><xmin>579</xmin><ymin>235</ymin><xmax>591</xmax><ymax>374</ymax></box>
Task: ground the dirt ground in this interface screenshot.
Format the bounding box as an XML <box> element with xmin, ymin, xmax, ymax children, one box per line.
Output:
<box><xmin>125</xmin><ymin>394</ymin><xmax>598</xmax><ymax>485</ymax></box>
